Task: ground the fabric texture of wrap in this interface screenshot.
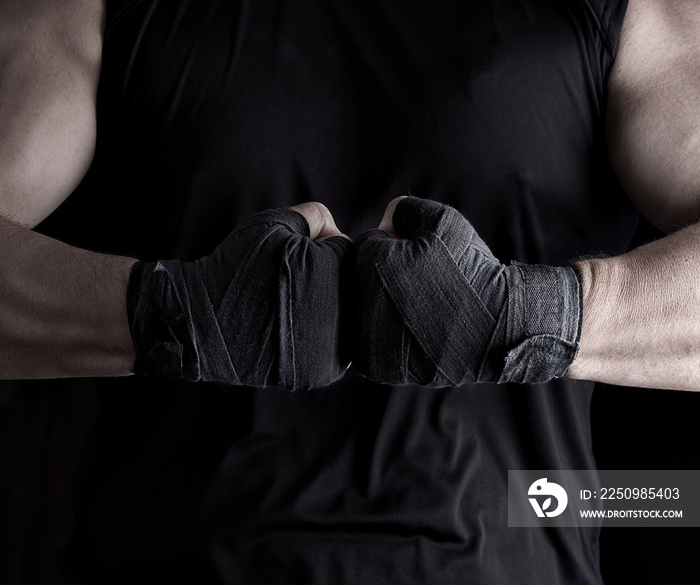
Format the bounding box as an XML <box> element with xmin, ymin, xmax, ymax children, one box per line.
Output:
<box><xmin>127</xmin><ymin>208</ymin><xmax>351</xmax><ymax>389</ymax></box>
<box><xmin>353</xmin><ymin>197</ymin><xmax>582</xmax><ymax>386</ymax></box>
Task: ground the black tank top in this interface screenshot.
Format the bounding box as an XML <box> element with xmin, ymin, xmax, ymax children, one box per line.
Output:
<box><xmin>48</xmin><ymin>0</ymin><xmax>636</xmax><ymax>583</ymax></box>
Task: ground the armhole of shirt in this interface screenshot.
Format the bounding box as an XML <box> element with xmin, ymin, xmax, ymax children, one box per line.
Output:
<box><xmin>582</xmin><ymin>0</ymin><xmax>630</xmax><ymax>72</ymax></box>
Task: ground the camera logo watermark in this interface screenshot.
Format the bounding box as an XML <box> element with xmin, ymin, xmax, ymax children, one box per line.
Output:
<box><xmin>528</xmin><ymin>478</ymin><xmax>568</xmax><ymax>518</ymax></box>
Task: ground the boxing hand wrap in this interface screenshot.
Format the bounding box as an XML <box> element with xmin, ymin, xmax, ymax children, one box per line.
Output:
<box><xmin>353</xmin><ymin>197</ymin><xmax>582</xmax><ymax>386</ymax></box>
<box><xmin>127</xmin><ymin>208</ymin><xmax>351</xmax><ymax>390</ymax></box>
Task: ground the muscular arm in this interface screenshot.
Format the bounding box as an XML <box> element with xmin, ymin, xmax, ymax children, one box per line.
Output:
<box><xmin>567</xmin><ymin>0</ymin><xmax>700</xmax><ymax>390</ymax></box>
<box><xmin>0</xmin><ymin>0</ymin><xmax>137</xmax><ymax>378</ymax></box>
<box><xmin>0</xmin><ymin>0</ymin><xmax>348</xmax><ymax>382</ymax></box>
<box><xmin>0</xmin><ymin>0</ymin><xmax>102</xmax><ymax>225</ymax></box>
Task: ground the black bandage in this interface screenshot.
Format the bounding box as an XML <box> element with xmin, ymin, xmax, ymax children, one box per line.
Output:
<box><xmin>127</xmin><ymin>208</ymin><xmax>351</xmax><ymax>389</ymax></box>
<box><xmin>353</xmin><ymin>197</ymin><xmax>581</xmax><ymax>386</ymax></box>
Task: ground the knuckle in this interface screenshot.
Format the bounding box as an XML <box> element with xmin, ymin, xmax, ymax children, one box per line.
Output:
<box><xmin>310</xmin><ymin>201</ymin><xmax>332</xmax><ymax>223</ymax></box>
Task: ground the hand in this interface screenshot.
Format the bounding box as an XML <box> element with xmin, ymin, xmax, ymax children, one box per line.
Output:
<box><xmin>127</xmin><ymin>202</ymin><xmax>351</xmax><ymax>389</ymax></box>
<box><xmin>352</xmin><ymin>196</ymin><xmax>582</xmax><ymax>386</ymax></box>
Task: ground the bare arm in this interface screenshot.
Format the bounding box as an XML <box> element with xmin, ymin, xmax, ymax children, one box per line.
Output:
<box><xmin>0</xmin><ymin>0</ymin><xmax>137</xmax><ymax>378</ymax></box>
<box><xmin>0</xmin><ymin>0</ymin><xmax>348</xmax><ymax>381</ymax></box>
<box><xmin>0</xmin><ymin>216</ymin><xmax>137</xmax><ymax>377</ymax></box>
<box><xmin>567</xmin><ymin>0</ymin><xmax>700</xmax><ymax>390</ymax></box>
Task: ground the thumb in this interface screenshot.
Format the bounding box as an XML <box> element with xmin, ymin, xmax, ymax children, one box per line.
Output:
<box><xmin>390</xmin><ymin>196</ymin><xmax>464</xmax><ymax>239</ymax></box>
<box><xmin>378</xmin><ymin>196</ymin><xmax>408</xmax><ymax>235</ymax></box>
<box><xmin>290</xmin><ymin>201</ymin><xmax>351</xmax><ymax>242</ymax></box>
<box><xmin>387</xmin><ymin>196</ymin><xmax>494</xmax><ymax>260</ymax></box>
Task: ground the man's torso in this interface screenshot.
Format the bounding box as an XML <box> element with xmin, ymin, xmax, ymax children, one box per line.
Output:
<box><xmin>50</xmin><ymin>1</ymin><xmax>636</xmax><ymax>582</ymax></box>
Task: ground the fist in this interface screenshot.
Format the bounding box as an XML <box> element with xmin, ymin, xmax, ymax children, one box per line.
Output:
<box><xmin>352</xmin><ymin>197</ymin><xmax>581</xmax><ymax>386</ymax></box>
<box><xmin>129</xmin><ymin>202</ymin><xmax>352</xmax><ymax>389</ymax></box>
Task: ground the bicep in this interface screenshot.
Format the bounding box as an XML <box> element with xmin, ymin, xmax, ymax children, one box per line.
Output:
<box><xmin>0</xmin><ymin>0</ymin><xmax>104</xmax><ymax>228</ymax></box>
<box><xmin>606</xmin><ymin>0</ymin><xmax>700</xmax><ymax>233</ymax></box>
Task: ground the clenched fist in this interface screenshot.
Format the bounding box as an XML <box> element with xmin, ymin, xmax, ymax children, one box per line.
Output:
<box><xmin>352</xmin><ymin>197</ymin><xmax>582</xmax><ymax>386</ymax></box>
<box><xmin>128</xmin><ymin>202</ymin><xmax>351</xmax><ymax>389</ymax></box>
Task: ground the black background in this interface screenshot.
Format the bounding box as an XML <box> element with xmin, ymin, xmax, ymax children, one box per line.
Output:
<box><xmin>1</xmin><ymin>369</ymin><xmax>698</xmax><ymax>584</ymax></box>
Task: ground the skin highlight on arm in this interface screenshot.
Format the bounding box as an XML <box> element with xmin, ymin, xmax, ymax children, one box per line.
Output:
<box><xmin>0</xmin><ymin>0</ymin><xmax>140</xmax><ymax>379</ymax></box>
<box><xmin>567</xmin><ymin>0</ymin><xmax>700</xmax><ymax>390</ymax></box>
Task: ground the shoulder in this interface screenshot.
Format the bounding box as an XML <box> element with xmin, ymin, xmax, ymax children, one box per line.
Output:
<box><xmin>606</xmin><ymin>0</ymin><xmax>700</xmax><ymax>232</ymax></box>
<box><xmin>0</xmin><ymin>0</ymin><xmax>104</xmax><ymax>63</ymax></box>
<box><xmin>614</xmin><ymin>0</ymin><xmax>700</xmax><ymax>77</ymax></box>
<box><xmin>0</xmin><ymin>0</ymin><xmax>106</xmax><ymax>227</ymax></box>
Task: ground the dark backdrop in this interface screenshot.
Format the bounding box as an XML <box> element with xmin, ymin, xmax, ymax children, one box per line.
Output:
<box><xmin>2</xmin><ymin>380</ymin><xmax>698</xmax><ymax>585</ymax></box>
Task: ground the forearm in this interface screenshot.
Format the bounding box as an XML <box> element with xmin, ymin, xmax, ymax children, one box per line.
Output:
<box><xmin>568</xmin><ymin>222</ymin><xmax>700</xmax><ymax>390</ymax></box>
<box><xmin>0</xmin><ymin>215</ymin><xmax>136</xmax><ymax>378</ymax></box>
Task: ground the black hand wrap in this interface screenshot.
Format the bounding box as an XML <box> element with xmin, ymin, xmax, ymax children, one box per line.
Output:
<box><xmin>353</xmin><ymin>197</ymin><xmax>582</xmax><ymax>386</ymax></box>
<box><xmin>127</xmin><ymin>208</ymin><xmax>351</xmax><ymax>390</ymax></box>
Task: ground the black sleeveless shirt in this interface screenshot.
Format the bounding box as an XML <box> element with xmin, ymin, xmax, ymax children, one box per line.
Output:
<box><xmin>49</xmin><ymin>0</ymin><xmax>636</xmax><ymax>583</ymax></box>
